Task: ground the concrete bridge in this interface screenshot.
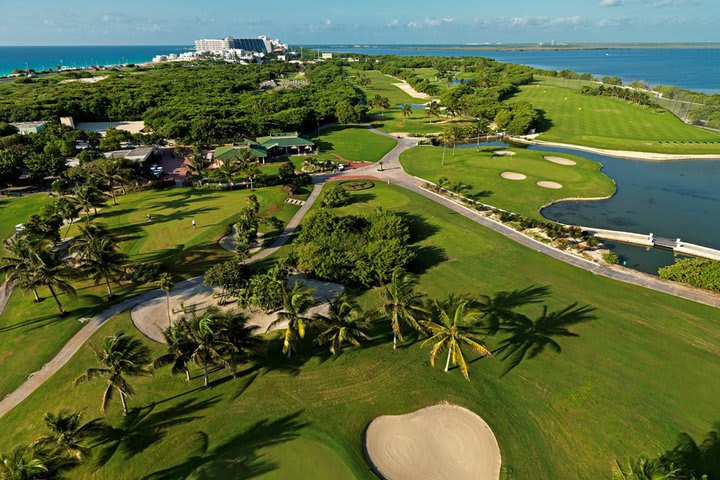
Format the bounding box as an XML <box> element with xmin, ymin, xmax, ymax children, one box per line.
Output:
<box><xmin>583</xmin><ymin>227</ymin><xmax>720</xmax><ymax>261</ymax></box>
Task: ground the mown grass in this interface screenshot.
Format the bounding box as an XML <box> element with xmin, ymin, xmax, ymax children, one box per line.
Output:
<box><xmin>400</xmin><ymin>145</ymin><xmax>616</xmax><ymax>218</ymax></box>
<box><xmin>514</xmin><ymin>83</ymin><xmax>720</xmax><ymax>154</ymax></box>
<box><xmin>1</xmin><ymin>182</ymin><xmax>719</xmax><ymax>480</ymax></box>
<box><xmin>312</xmin><ymin>126</ymin><xmax>397</xmax><ymax>163</ymax></box>
<box><xmin>0</xmin><ymin>186</ymin><xmax>297</xmax><ymax>399</ymax></box>
<box><xmin>0</xmin><ymin>194</ymin><xmax>53</xmax><ymax>274</ymax></box>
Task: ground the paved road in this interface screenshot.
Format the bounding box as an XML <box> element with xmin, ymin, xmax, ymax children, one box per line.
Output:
<box><xmin>0</xmin><ymin>181</ymin><xmax>326</xmax><ymax>418</ymax></box>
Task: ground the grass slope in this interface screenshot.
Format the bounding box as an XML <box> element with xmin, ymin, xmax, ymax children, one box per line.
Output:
<box><xmin>0</xmin><ymin>187</ymin><xmax>297</xmax><ymax>399</ymax></box>
<box><xmin>514</xmin><ymin>83</ymin><xmax>720</xmax><ymax>154</ymax></box>
<box><xmin>1</xmin><ymin>183</ymin><xmax>719</xmax><ymax>479</ymax></box>
<box><xmin>0</xmin><ymin>194</ymin><xmax>53</xmax><ymax>274</ymax></box>
<box><xmin>400</xmin><ymin>145</ymin><xmax>616</xmax><ymax>218</ymax></box>
<box><xmin>312</xmin><ymin>126</ymin><xmax>397</xmax><ymax>163</ymax></box>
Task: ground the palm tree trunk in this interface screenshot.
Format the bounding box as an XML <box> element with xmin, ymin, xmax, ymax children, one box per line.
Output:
<box><xmin>166</xmin><ymin>293</ymin><xmax>171</xmax><ymax>327</ymax></box>
<box><xmin>287</xmin><ymin>346</ymin><xmax>292</xmax><ymax>359</ymax></box>
<box><xmin>63</xmin><ymin>218</ymin><xmax>74</xmax><ymax>240</ymax></box>
<box><xmin>119</xmin><ymin>391</ymin><xmax>129</xmax><ymax>415</ymax></box>
<box><xmin>105</xmin><ymin>277</ymin><xmax>113</xmax><ymax>298</ymax></box>
<box><xmin>110</xmin><ymin>186</ymin><xmax>117</xmax><ymax>206</ymax></box>
<box><xmin>185</xmin><ymin>367</ymin><xmax>191</xmax><ymax>382</ymax></box>
<box><xmin>444</xmin><ymin>348</ymin><xmax>452</xmax><ymax>372</ymax></box>
<box><xmin>393</xmin><ymin>331</ymin><xmax>397</xmax><ymax>350</ymax></box>
<box><xmin>47</xmin><ymin>285</ymin><xmax>66</xmax><ymax>316</ymax></box>
<box><xmin>203</xmin><ymin>364</ymin><xmax>209</xmax><ymax>387</ymax></box>
<box><xmin>32</xmin><ymin>288</ymin><xmax>40</xmax><ymax>302</ymax></box>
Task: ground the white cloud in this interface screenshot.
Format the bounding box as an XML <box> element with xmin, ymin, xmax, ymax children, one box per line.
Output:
<box><xmin>508</xmin><ymin>16</ymin><xmax>582</xmax><ymax>27</ymax></box>
<box><xmin>407</xmin><ymin>16</ymin><xmax>454</xmax><ymax>29</ymax></box>
<box><xmin>600</xmin><ymin>0</ymin><xmax>623</xmax><ymax>7</ymax></box>
<box><xmin>388</xmin><ymin>19</ymin><xmax>400</xmax><ymax>27</ymax></box>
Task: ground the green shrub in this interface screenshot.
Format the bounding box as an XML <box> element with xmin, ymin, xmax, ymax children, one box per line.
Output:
<box><xmin>321</xmin><ymin>184</ymin><xmax>351</xmax><ymax>208</ymax></box>
<box><xmin>658</xmin><ymin>258</ymin><xmax>720</xmax><ymax>292</ymax></box>
<box><xmin>602</xmin><ymin>252</ymin><xmax>620</xmax><ymax>265</ymax></box>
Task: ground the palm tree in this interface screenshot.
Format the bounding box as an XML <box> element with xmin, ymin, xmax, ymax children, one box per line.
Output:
<box><xmin>71</xmin><ymin>224</ymin><xmax>126</xmax><ymax>299</ymax></box>
<box><xmin>378</xmin><ymin>269</ymin><xmax>427</xmax><ymax>349</ymax></box>
<box><xmin>72</xmin><ymin>183</ymin><xmax>105</xmax><ymax>221</ymax></box>
<box><xmin>0</xmin><ymin>445</ymin><xmax>51</xmax><ymax>480</ymax></box>
<box><xmin>0</xmin><ymin>237</ymin><xmax>43</xmax><ymax>303</ymax></box>
<box><xmin>157</xmin><ymin>272</ymin><xmax>175</xmax><ymax>327</ymax></box>
<box><xmin>29</xmin><ymin>247</ymin><xmax>76</xmax><ymax>316</ymax></box>
<box><xmin>184</xmin><ymin>308</ymin><xmax>243</xmax><ymax>386</ymax></box>
<box><xmin>186</xmin><ymin>153</ymin><xmax>211</xmax><ymax>181</ymax></box>
<box><xmin>313</xmin><ymin>294</ymin><xmax>372</xmax><ymax>356</ymax></box>
<box><xmin>611</xmin><ymin>457</ymin><xmax>678</xmax><ymax>480</ymax></box>
<box><xmin>74</xmin><ymin>333</ymin><xmax>152</xmax><ymax>415</ymax></box>
<box><xmin>420</xmin><ymin>295</ymin><xmax>492</xmax><ymax>379</ymax></box>
<box><xmin>426</xmin><ymin>100</ymin><xmax>441</xmax><ymax>119</ymax></box>
<box><xmin>31</xmin><ymin>410</ymin><xmax>105</xmax><ymax>462</ymax></box>
<box><xmin>267</xmin><ymin>282</ymin><xmax>316</xmax><ymax>359</ymax></box>
<box><xmin>496</xmin><ymin>303</ymin><xmax>596</xmax><ymax>374</ymax></box>
<box><xmin>401</xmin><ymin>104</ymin><xmax>413</xmax><ymax>124</ymax></box>
<box><xmin>94</xmin><ymin>159</ymin><xmax>127</xmax><ymax>205</ymax></box>
<box><xmin>215</xmin><ymin>158</ymin><xmax>239</xmax><ymax>186</ymax></box>
<box><xmin>241</xmin><ymin>161</ymin><xmax>261</xmax><ymax>191</ymax></box>
<box><xmin>54</xmin><ymin>197</ymin><xmax>80</xmax><ymax>240</ymax></box>
<box><xmin>154</xmin><ymin>321</ymin><xmax>195</xmax><ymax>382</ymax></box>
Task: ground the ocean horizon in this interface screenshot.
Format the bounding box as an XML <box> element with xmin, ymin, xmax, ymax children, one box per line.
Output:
<box><xmin>1</xmin><ymin>43</ymin><xmax>718</xmax><ymax>93</ymax></box>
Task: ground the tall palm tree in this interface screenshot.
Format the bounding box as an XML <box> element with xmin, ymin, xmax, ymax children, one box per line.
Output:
<box><xmin>54</xmin><ymin>197</ymin><xmax>80</xmax><ymax>240</ymax></box>
<box><xmin>426</xmin><ymin>100</ymin><xmax>441</xmax><ymax>118</ymax></box>
<box><xmin>29</xmin><ymin>247</ymin><xmax>76</xmax><ymax>316</ymax></box>
<box><xmin>184</xmin><ymin>308</ymin><xmax>241</xmax><ymax>386</ymax></box>
<box><xmin>71</xmin><ymin>224</ymin><xmax>126</xmax><ymax>299</ymax></box>
<box><xmin>74</xmin><ymin>333</ymin><xmax>152</xmax><ymax>415</ymax></box>
<box><xmin>241</xmin><ymin>161</ymin><xmax>261</xmax><ymax>190</ymax></box>
<box><xmin>420</xmin><ymin>295</ymin><xmax>492</xmax><ymax>380</ymax></box>
<box><xmin>31</xmin><ymin>410</ymin><xmax>105</xmax><ymax>462</ymax></box>
<box><xmin>313</xmin><ymin>294</ymin><xmax>372</xmax><ymax>356</ymax></box>
<box><xmin>216</xmin><ymin>158</ymin><xmax>239</xmax><ymax>186</ymax></box>
<box><xmin>378</xmin><ymin>269</ymin><xmax>427</xmax><ymax>349</ymax></box>
<box><xmin>611</xmin><ymin>457</ymin><xmax>678</xmax><ymax>480</ymax></box>
<box><xmin>72</xmin><ymin>183</ymin><xmax>105</xmax><ymax>221</ymax></box>
<box><xmin>157</xmin><ymin>272</ymin><xmax>175</xmax><ymax>327</ymax></box>
<box><xmin>496</xmin><ymin>303</ymin><xmax>596</xmax><ymax>374</ymax></box>
<box><xmin>0</xmin><ymin>237</ymin><xmax>43</xmax><ymax>303</ymax></box>
<box><xmin>154</xmin><ymin>320</ymin><xmax>195</xmax><ymax>382</ymax></box>
<box><xmin>0</xmin><ymin>445</ymin><xmax>51</xmax><ymax>480</ymax></box>
<box><xmin>401</xmin><ymin>104</ymin><xmax>413</xmax><ymax>124</ymax></box>
<box><xmin>186</xmin><ymin>154</ymin><xmax>212</xmax><ymax>180</ymax></box>
<box><xmin>267</xmin><ymin>282</ymin><xmax>316</xmax><ymax>359</ymax></box>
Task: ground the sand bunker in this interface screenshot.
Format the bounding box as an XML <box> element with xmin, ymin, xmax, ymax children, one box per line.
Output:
<box><xmin>537</xmin><ymin>181</ymin><xmax>563</xmax><ymax>189</ymax></box>
<box><xmin>544</xmin><ymin>156</ymin><xmax>576</xmax><ymax>166</ymax></box>
<box><xmin>131</xmin><ymin>275</ymin><xmax>343</xmax><ymax>343</ymax></box>
<box><xmin>365</xmin><ymin>404</ymin><xmax>501</xmax><ymax>480</ymax></box>
<box><xmin>494</xmin><ymin>150</ymin><xmax>516</xmax><ymax>156</ymax></box>
<box><xmin>500</xmin><ymin>171</ymin><xmax>526</xmax><ymax>180</ymax></box>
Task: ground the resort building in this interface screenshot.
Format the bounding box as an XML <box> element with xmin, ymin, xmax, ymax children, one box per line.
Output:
<box><xmin>194</xmin><ymin>36</ymin><xmax>287</xmax><ymax>54</ymax></box>
<box><xmin>212</xmin><ymin>133</ymin><xmax>315</xmax><ymax>164</ymax></box>
<box><xmin>105</xmin><ymin>146</ymin><xmax>158</xmax><ymax>163</ymax></box>
<box><xmin>11</xmin><ymin>121</ymin><xmax>47</xmax><ymax>135</ymax></box>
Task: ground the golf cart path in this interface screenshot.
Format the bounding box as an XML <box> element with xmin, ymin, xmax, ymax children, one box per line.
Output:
<box><xmin>0</xmin><ymin>181</ymin><xmax>325</xmax><ymax>418</ymax></box>
<box><xmin>341</xmin><ymin>127</ymin><xmax>720</xmax><ymax>308</ymax></box>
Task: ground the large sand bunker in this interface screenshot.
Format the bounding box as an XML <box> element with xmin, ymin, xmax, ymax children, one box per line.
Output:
<box><xmin>131</xmin><ymin>275</ymin><xmax>343</xmax><ymax>342</ymax></box>
<box><xmin>494</xmin><ymin>150</ymin><xmax>516</xmax><ymax>156</ymax></box>
<box><xmin>537</xmin><ymin>181</ymin><xmax>563</xmax><ymax>189</ymax></box>
<box><xmin>500</xmin><ymin>171</ymin><xmax>526</xmax><ymax>180</ymax></box>
<box><xmin>365</xmin><ymin>404</ymin><xmax>501</xmax><ymax>480</ymax></box>
<box><xmin>544</xmin><ymin>156</ymin><xmax>576</xmax><ymax>166</ymax></box>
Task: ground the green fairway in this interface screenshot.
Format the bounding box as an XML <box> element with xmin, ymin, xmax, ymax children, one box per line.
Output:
<box><xmin>1</xmin><ymin>182</ymin><xmax>719</xmax><ymax>479</ymax></box>
<box><xmin>400</xmin><ymin>145</ymin><xmax>616</xmax><ymax>218</ymax></box>
<box><xmin>514</xmin><ymin>83</ymin><xmax>720</xmax><ymax>154</ymax></box>
<box><xmin>312</xmin><ymin>126</ymin><xmax>397</xmax><ymax>163</ymax></box>
<box><xmin>0</xmin><ymin>194</ymin><xmax>53</xmax><ymax>262</ymax></box>
<box><xmin>0</xmin><ymin>187</ymin><xmax>297</xmax><ymax>400</ymax></box>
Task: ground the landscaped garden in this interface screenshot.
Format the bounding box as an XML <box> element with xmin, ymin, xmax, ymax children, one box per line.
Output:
<box><xmin>1</xmin><ymin>182</ymin><xmax>719</xmax><ymax>479</ymax></box>
<box><xmin>514</xmin><ymin>83</ymin><xmax>720</xmax><ymax>154</ymax></box>
<box><xmin>399</xmin><ymin>145</ymin><xmax>616</xmax><ymax>218</ymax></box>
<box><xmin>0</xmin><ymin>186</ymin><xmax>298</xmax><ymax>400</ymax></box>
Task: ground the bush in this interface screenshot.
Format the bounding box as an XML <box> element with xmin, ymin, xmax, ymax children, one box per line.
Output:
<box><xmin>602</xmin><ymin>252</ymin><xmax>620</xmax><ymax>265</ymax></box>
<box><xmin>321</xmin><ymin>184</ymin><xmax>350</xmax><ymax>208</ymax></box>
<box><xmin>658</xmin><ymin>258</ymin><xmax>720</xmax><ymax>292</ymax></box>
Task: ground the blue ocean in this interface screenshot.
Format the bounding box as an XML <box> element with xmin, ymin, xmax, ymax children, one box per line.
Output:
<box><xmin>0</xmin><ymin>45</ymin><xmax>188</xmax><ymax>75</ymax></box>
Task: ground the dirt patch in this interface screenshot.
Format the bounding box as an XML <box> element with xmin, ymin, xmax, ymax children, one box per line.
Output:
<box><xmin>544</xmin><ymin>156</ymin><xmax>577</xmax><ymax>166</ymax></box>
<box><xmin>537</xmin><ymin>181</ymin><xmax>564</xmax><ymax>189</ymax></box>
<box><xmin>500</xmin><ymin>171</ymin><xmax>526</xmax><ymax>180</ymax></box>
<box><xmin>365</xmin><ymin>403</ymin><xmax>501</xmax><ymax>480</ymax></box>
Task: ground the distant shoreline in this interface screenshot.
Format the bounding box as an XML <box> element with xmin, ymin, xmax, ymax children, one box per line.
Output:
<box><xmin>319</xmin><ymin>43</ymin><xmax>720</xmax><ymax>52</ymax></box>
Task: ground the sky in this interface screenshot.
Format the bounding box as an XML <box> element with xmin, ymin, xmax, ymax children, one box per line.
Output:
<box><xmin>1</xmin><ymin>0</ymin><xmax>716</xmax><ymax>45</ymax></box>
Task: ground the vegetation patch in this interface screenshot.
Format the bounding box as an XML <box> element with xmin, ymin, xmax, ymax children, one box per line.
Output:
<box><xmin>339</xmin><ymin>180</ymin><xmax>375</xmax><ymax>192</ymax></box>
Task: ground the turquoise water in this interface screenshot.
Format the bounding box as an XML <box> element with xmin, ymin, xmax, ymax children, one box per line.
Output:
<box><xmin>312</xmin><ymin>45</ymin><xmax>720</xmax><ymax>93</ymax></box>
<box><xmin>0</xmin><ymin>45</ymin><xmax>188</xmax><ymax>75</ymax></box>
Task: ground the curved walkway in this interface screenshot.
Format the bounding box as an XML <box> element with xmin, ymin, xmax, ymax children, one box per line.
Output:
<box><xmin>338</xmin><ymin>127</ymin><xmax>720</xmax><ymax>308</ymax></box>
<box><xmin>0</xmin><ymin>181</ymin><xmax>326</xmax><ymax>418</ymax></box>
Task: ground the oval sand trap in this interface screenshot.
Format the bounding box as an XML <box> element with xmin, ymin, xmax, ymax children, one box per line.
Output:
<box><xmin>500</xmin><ymin>171</ymin><xmax>526</xmax><ymax>180</ymax></box>
<box><xmin>544</xmin><ymin>156</ymin><xmax>576</xmax><ymax>166</ymax></box>
<box><xmin>537</xmin><ymin>181</ymin><xmax>563</xmax><ymax>189</ymax></box>
<box><xmin>494</xmin><ymin>150</ymin><xmax>516</xmax><ymax>156</ymax></box>
<box><xmin>366</xmin><ymin>404</ymin><xmax>501</xmax><ymax>480</ymax></box>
